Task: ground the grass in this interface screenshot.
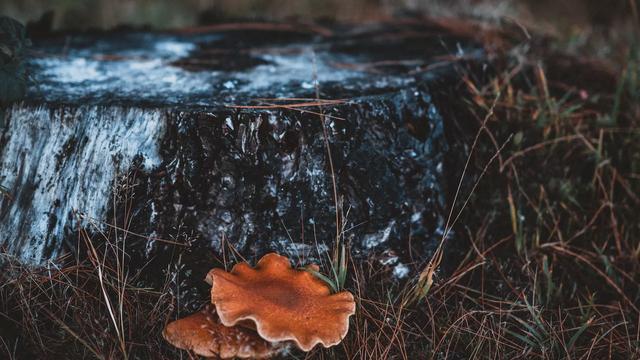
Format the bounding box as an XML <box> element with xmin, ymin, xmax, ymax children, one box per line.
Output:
<box><xmin>0</xmin><ymin>242</ymin><xmax>175</xmax><ymax>359</ymax></box>
<box><xmin>2</xmin><ymin>8</ymin><xmax>640</xmax><ymax>360</ymax></box>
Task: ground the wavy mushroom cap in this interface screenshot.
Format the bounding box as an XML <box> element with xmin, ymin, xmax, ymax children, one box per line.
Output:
<box><xmin>163</xmin><ymin>304</ymin><xmax>286</xmax><ymax>359</ymax></box>
<box><xmin>208</xmin><ymin>253</ymin><xmax>356</xmax><ymax>352</ymax></box>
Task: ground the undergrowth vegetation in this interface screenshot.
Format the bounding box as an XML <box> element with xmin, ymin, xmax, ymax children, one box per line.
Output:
<box><xmin>401</xmin><ymin>53</ymin><xmax>640</xmax><ymax>358</ymax></box>
<box><xmin>2</xmin><ymin>10</ymin><xmax>640</xmax><ymax>360</ymax></box>
<box><xmin>333</xmin><ymin>35</ymin><xmax>640</xmax><ymax>358</ymax></box>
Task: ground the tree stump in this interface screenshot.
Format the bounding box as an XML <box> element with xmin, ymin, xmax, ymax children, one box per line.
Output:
<box><xmin>0</xmin><ymin>22</ymin><xmax>483</xmax><ymax>286</ymax></box>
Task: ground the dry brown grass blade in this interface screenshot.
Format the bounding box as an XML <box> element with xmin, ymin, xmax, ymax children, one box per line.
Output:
<box><xmin>412</xmin><ymin>92</ymin><xmax>505</xmax><ymax>303</ymax></box>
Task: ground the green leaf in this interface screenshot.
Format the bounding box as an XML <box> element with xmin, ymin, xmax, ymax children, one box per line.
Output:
<box><xmin>513</xmin><ymin>131</ymin><xmax>524</xmax><ymax>146</ymax></box>
<box><xmin>504</xmin><ymin>328</ymin><xmax>539</xmax><ymax>349</ymax></box>
<box><xmin>337</xmin><ymin>244</ymin><xmax>347</xmax><ymax>290</ymax></box>
<box><xmin>304</xmin><ymin>268</ymin><xmax>338</xmax><ymax>293</ymax></box>
<box><xmin>567</xmin><ymin>317</ymin><xmax>591</xmax><ymax>351</ymax></box>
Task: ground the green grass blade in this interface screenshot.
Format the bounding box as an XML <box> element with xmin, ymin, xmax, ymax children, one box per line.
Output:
<box><xmin>567</xmin><ymin>317</ymin><xmax>592</xmax><ymax>351</ymax></box>
<box><xmin>305</xmin><ymin>268</ymin><xmax>338</xmax><ymax>293</ymax></box>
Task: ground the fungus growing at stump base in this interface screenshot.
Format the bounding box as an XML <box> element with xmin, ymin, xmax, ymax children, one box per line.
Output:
<box><xmin>208</xmin><ymin>253</ymin><xmax>356</xmax><ymax>351</ymax></box>
<box><xmin>163</xmin><ymin>304</ymin><xmax>287</xmax><ymax>359</ymax></box>
<box><xmin>164</xmin><ymin>253</ymin><xmax>356</xmax><ymax>358</ymax></box>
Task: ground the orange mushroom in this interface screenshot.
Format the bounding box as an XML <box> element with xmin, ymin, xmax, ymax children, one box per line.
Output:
<box><xmin>163</xmin><ymin>304</ymin><xmax>287</xmax><ymax>359</ymax></box>
<box><xmin>207</xmin><ymin>253</ymin><xmax>356</xmax><ymax>351</ymax></box>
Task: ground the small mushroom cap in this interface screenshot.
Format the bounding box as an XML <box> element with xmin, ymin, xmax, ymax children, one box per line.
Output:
<box><xmin>209</xmin><ymin>253</ymin><xmax>356</xmax><ymax>351</ymax></box>
<box><xmin>163</xmin><ymin>304</ymin><xmax>286</xmax><ymax>359</ymax></box>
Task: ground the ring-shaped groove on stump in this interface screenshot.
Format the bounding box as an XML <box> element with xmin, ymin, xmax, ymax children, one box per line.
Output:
<box><xmin>208</xmin><ymin>253</ymin><xmax>356</xmax><ymax>351</ymax></box>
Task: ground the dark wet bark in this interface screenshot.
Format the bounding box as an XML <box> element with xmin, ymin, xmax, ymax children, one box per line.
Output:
<box><xmin>0</xmin><ymin>23</ymin><xmax>485</xmax><ymax>301</ymax></box>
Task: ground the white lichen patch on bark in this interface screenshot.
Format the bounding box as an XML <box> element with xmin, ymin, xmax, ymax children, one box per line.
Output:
<box><xmin>0</xmin><ymin>104</ymin><xmax>166</xmax><ymax>263</ymax></box>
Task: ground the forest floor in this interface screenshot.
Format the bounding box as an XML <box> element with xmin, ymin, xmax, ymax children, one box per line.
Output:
<box><xmin>1</xmin><ymin>2</ymin><xmax>640</xmax><ymax>359</ymax></box>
